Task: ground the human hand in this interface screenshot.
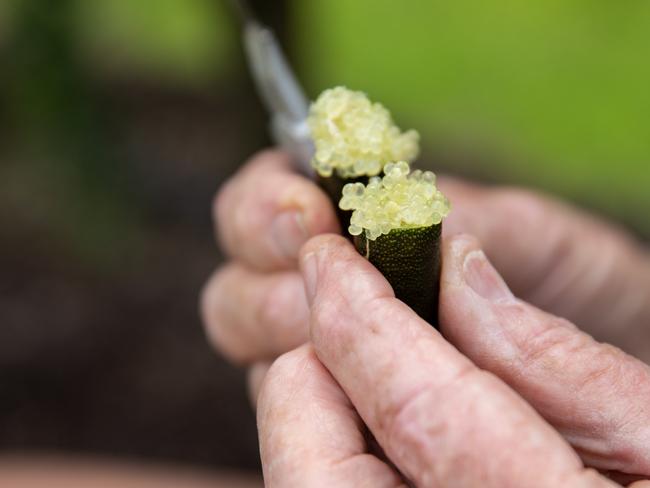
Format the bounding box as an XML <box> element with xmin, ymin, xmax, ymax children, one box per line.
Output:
<box><xmin>439</xmin><ymin>177</ymin><xmax>650</xmax><ymax>361</ymax></box>
<box><xmin>256</xmin><ymin>234</ymin><xmax>650</xmax><ymax>487</ymax></box>
<box><xmin>201</xmin><ymin>149</ymin><xmax>650</xmax><ymax>375</ymax></box>
<box><xmin>201</xmin><ymin>149</ymin><xmax>339</xmax><ymax>368</ymax></box>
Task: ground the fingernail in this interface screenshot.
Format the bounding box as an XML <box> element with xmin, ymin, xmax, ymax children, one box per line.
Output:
<box><xmin>270</xmin><ymin>211</ymin><xmax>308</xmax><ymax>261</ymax></box>
<box><xmin>301</xmin><ymin>252</ymin><xmax>318</xmax><ymax>304</ymax></box>
<box><xmin>463</xmin><ymin>250</ymin><xmax>514</xmax><ymax>303</ymax></box>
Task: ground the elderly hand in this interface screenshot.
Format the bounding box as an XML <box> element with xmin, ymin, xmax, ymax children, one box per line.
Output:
<box><xmin>201</xmin><ymin>149</ymin><xmax>650</xmax><ymax>369</ymax></box>
<box><xmin>256</xmin><ymin>234</ymin><xmax>650</xmax><ymax>487</ymax></box>
<box><xmin>200</xmin><ymin>149</ymin><xmax>650</xmax><ymax>484</ymax></box>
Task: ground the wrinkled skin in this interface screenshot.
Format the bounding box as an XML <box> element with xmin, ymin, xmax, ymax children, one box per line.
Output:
<box><xmin>202</xmin><ymin>149</ymin><xmax>650</xmax><ymax>487</ymax></box>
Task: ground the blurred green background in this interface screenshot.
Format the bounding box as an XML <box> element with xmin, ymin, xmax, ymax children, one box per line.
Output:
<box><xmin>295</xmin><ymin>0</ymin><xmax>650</xmax><ymax>234</ymax></box>
<box><xmin>0</xmin><ymin>0</ymin><xmax>648</xmax><ymax>478</ymax></box>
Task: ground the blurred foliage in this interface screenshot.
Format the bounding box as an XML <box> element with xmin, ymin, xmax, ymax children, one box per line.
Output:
<box><xmin>1</xmin><ymin>0</ymin><xmax>649</xmax><ymax>242</ymax></box>
<box><xmin>2</xmin><ymin>0</ymin><xmax>143</xmax><ymax>268</ymax></box>
<box><xmin>0</xmin><ymin>0</ymin><xmax>238</xmax><ymax>268</ymax></box>
<box><xmin>1</xmin><ymin>0</ymin><xmax>235</xmax><ymax>85</ymax></box>
<box><xmin>0</xmin><ymin>3</ymin><xmax>261</xmax><ymax>468</ymax></box>
<box><xmin>72</xmin><ymin>0</ymin><xmax>235</xmax><ymax>86</ymax></box>
<box><xmin>293</xmin><ymin>0</ymin><xmax>650</xmax><ymax>235</ymax></box>
<box><xmin>0</xmin><ymin>2</ymin><xmax>12</xmax><ymax>44</ymax></box>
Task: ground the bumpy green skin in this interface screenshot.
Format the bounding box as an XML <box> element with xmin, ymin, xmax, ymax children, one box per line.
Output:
<box><xmin>317</xmin><ymin>174</ymin><xmax>367</xmax><ymax>232</ymax></box>
<box><xmin>354</xmin><ymin>224</ymin><xmax>442</xmax><ymax>327</ymax></box>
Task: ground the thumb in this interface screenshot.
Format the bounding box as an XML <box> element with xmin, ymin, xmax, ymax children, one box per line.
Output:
<box><xmin>440</xmin><ymin>234</ymin><xmax>650</xmax><ymax>477</ymax></box>
<box><xmin>437</xmin><ymin>177</ymin><xmax>650</xmax><ymax>362</ymax></box>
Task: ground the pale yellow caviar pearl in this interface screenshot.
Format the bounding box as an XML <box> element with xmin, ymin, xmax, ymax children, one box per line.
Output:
<box><xmin>307</xmin><ymin>86</ymin><xmax>420</xmax><ymax>178</ymax></box>
<box><xmin>340</xmin><ymin>162</ymin><xmax>451</xmax><ymax>241</ymax></box>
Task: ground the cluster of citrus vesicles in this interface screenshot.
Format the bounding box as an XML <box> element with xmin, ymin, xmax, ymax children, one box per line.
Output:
<box><xmin>339</xmin><ymin>161</ymin><xmax>450</xmax><ymax>240</ymax></box>
<box><xmin>307</xmin><ymin>86</ymin><xmax>419</xmax><ymax>178</ymax></box>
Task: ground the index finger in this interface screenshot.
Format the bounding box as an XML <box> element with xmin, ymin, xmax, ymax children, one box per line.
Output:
<box><xmin>300</xmin><ymin>235</ymin><xmax>618</xmax><ymax>488</ymax></box>
<box><xmin>215</xmin><ymin>149</ymin><xmax>339</xmax><ymax>271</ymax></box>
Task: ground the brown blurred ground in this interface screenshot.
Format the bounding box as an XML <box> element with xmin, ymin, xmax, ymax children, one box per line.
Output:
<box><xmin>0</xmin><ymin>0</ymin><xmax>291</xmax><ymax>476</ymax></box>
<box><xmin>0</xmin><ymin>455</ymin><xmax>262</xmax><ymax>487</ymax></box>
<box><xmin>0</xmin><ymin>80</ymin><xmax>267</xmax><ymax>472</ymax></box>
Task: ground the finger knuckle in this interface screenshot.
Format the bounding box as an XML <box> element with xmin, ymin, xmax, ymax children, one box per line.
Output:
<box><xmin>577</xmin><ymin>344</ymin><xmax>650</xmax><ymax>434</ymax></box>
<box><xmin>256</xmin><ymin>275</ymin><xmax>306</xmax><ymax>346</ymax></box>
<box><xmin>213</xmin><ymin>174</ymin><xmax>264</xmax><ymax>256</ymax></box>
<box><xmin>384</xmin><ymin>367</ymin><xmax>487</xmax><ymax>478</ymax></box>
<box><xmin>256</xmin><ymin>280</ymin><xmax>287</xmax><ymax>327</ymax></box>
<box><xmin>258</xmin><ymin>346</ymin><xmax>313</xmax><ymax>406</ymax></box>
<box><xmin>310</xmin><ymin>292</ymin><xmax>352</xmax><ymax>349</ymax></box>
<box><xmin>199</xmin><ymin>267</ymin><xmax>227</xmax><ymax>331</ymax></box>
<box><xmin>231</xmin><ymin>196</ymin><xmax>253</xmax><ymax>240</ymax></box>
<box><xmin>200</xmin><ymin>266</ymin><xmax>250</xmax><ymax>364</ymax></box>
<box><xmin>579</xmin><ymin>343</ymin><xmax>626</xmax><ymax>388</ymax></box>
<box><xmin>213</xmin><ymin>319</ymin><xmax>258</xmax><ymax>365</ymax></box>
<box><xmin>213</xmin><ymin>179</ymin><xmax>240</xmax><ymax>251</ymax></box>
<box><xmin>213</xmin><ymin>177</ymin><xmax>235</xmax><ymax>226</ymax></box>
<box><xmin>517</xmin><ymin>316</ymin><xmax>584</xmax><ymax>365</ymax></box>
<box><xmin>269</xmin><ymin>347</ymin><xmax>309</xmax><ymax>380</ymax></box>
<box><xmin>515</xmin><ymin>315</ymin><xmax>630</xmax><ymax>397</ymax></box>
<box><xmin>379</xmin><ymin>363</ymin><xmax>476</xmax><ymax>443</ymax></box>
